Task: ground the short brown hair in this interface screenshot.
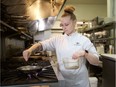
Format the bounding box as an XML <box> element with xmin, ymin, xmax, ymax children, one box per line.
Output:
<box><xmin>61</xmin><ymin>5</ymin><xmax>77</xmax><ymax>21</ymax></box>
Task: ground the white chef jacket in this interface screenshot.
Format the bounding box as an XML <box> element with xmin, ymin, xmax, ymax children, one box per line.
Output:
<box><xmin>40</xmin><ymin>32</ymin><xmax>99</xmax><ymax>87</ymax></box>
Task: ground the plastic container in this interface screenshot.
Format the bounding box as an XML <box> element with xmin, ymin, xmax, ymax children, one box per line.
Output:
<box><xmin>63</xmin><ymin>58</ymin><xmax>79</xmax><ymax>69</ymax></box>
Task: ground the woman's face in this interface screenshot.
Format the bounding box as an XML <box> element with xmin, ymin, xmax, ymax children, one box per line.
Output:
<box><xmin>60</xmin><ymin>16</ymin><xmax>76</xmax><ymax>35</ymax></box>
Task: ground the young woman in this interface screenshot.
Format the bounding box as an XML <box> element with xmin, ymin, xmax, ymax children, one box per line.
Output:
<box><xmin>23</xmin><ymin>5</ymin><xmax>99</xmax><ymax>87</ymax></box>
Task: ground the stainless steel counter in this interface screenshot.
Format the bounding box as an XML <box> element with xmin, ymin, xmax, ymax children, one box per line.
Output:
<box><xmin>101</xmin><ymin>54</ymin><xmax>116</xmax><ymax>61</ymax></box>
<box><xmin>101</xmin><ymin>54</ymin><xmax>115</xmax><ymax>87</ymax></box>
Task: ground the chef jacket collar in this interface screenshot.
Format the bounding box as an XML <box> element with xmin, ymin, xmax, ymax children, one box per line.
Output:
<box><xmin>65</xmin><ymin>31</ymin><xmax>78</xmax><ymax>37</ymax></box>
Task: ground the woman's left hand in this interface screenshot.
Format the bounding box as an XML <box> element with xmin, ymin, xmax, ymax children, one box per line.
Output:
<box><xmin>72</xmin><ymin>50</ymin><xmax>85</xmax><ymax>59</ymax></box>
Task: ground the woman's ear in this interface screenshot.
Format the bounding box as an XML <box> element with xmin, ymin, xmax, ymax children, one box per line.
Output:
<box><xmin>73</xmin><ymin>20</ymin><xmax>77</xmax><ymax>25</ymax></box>
<box><xmin>74</xmin><ymin>20</ymin><xmax>77</xmax><ymax>24</ymax></box>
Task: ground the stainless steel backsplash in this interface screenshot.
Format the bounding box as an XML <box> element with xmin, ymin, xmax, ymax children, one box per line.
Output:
<box><xmin>1</xmin><ymin>36</ymin><xmax>25</xmax><ymax>60</ymax></box>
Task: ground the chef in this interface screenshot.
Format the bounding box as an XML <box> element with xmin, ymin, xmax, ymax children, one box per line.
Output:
<box><xmin>23</xmin><ymin>5</ymin><xmax>99</xmax><ymax>87</ymax></box>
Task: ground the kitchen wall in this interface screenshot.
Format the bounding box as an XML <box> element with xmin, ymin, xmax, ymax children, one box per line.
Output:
<box><xmin>114</xmin><ymin>0</ymin><xmax>116</xmax><ymax>53</ymax></box>
<box><xmin>74</xmin><ymin>4</ymin><xmax>107</xmax><ymax>21</ymax></box>
<box><xmin>58</xmin><ymin>3</ymin><xmax>107</xmax><ymax>21</ymax></box>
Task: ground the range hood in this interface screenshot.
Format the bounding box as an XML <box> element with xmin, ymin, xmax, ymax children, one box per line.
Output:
<box><xmin>1</xmin><ymin>0</ymin><xmax>66</xmax><ymax>35</ymax></box>
<box><xmin>27</xmin><ymin>0</ymin><xmax>66</xmax><ymax>35</ymax></box>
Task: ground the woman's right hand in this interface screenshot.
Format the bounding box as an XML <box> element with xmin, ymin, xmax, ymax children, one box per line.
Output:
<box><xmin>23</xmin><ymin>49</ymin><xmax>31</xmax><ymax>61</ymax></box>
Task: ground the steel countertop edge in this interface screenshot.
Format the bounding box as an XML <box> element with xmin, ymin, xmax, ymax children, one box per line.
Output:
<box><xmin>101</xmin><ymin>54</ymin><xmax>116</xmax><ymax>61</ymax></box>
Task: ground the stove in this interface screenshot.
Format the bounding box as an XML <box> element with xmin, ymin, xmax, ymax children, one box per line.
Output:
<box><xmin>1</xmin><ymin>57</ymin><xmax>58</xmax><ymax>86</ymax></box>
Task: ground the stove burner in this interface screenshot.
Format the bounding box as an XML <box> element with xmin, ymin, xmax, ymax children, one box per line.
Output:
<box><xmin>27</xmin><ymin>74</ymin><xmax>32</xmax><ymax>79</ymax></box>
<box><xmin>35</xmin><ymin>72</ymin><xmax>39</xmax><ymax>76</ymax></box>
<box><xmin>1</xmin><ymin>59</ymin><xmax>58</xmax><ymax>86</ymax></box>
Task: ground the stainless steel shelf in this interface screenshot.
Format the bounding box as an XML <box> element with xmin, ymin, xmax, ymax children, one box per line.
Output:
<box><xmin>83</xmin><ymin>21</ymin><xmax>115</xmax><ymax>33</ymax></box>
